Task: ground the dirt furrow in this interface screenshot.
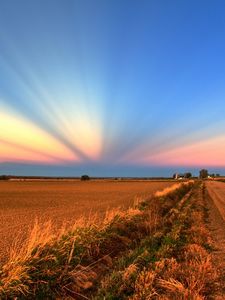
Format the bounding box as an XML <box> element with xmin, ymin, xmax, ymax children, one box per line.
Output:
<box><xmin>205</xmin><ymin>181</ymin><xmax>225</xmax><ymax>298</ymax></box>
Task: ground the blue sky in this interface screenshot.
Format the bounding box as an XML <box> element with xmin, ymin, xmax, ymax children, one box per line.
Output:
<box><xmin>0</xmin><ymin>0</ymin><xmax>225</xmax><ymax>176</ymax></box>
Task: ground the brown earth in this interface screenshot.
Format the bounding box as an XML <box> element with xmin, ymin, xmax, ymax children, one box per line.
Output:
<box><xmin>205</xmin><ymin>181</ymin><xmax>225</xmax><ymax>298</ymax></box>
<box><xmin>0</xmin><ymin>180</ymin><xmax>173</xmax><ymax>264</ymax></box>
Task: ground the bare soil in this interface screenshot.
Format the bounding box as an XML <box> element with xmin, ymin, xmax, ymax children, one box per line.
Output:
<box><xmin>205</xmin><ymin>181</ymin><xmax>225</xmax><ymax>298</ymax></box>
<box><xmin>0</xmin><ymin>180</ymin><xmax>173</xmax><ymax>264</ymax></box>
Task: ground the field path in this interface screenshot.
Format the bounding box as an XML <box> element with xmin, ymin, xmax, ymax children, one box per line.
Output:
<box><xmin>206</xmin><ymin>181</ymin><xmax>225</xmax><ymax>221</ymax></box>
<box><xmin>205</xmin><ymin>181</ymin><xmax>225</xmax><ymax>297</ymax></box>
<box><xmin>0</xmin><ymin>180</ymin><xmax>173</xmax><ymax>265</ymax></box>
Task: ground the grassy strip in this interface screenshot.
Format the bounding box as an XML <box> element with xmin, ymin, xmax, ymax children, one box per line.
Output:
<box><xmin>93</xmin><ymin>182</ymin><xmax>217</xmax><ymax>300</ymax></box>
<box><xmin>0</xmin><ymin>183</ymin><xmax>192</xmax><ymax>299</ymax></box>
<box><xmin>217</xmin><ymin>179</ymin><xmax>225</xmax><ymax>183</ymax></box>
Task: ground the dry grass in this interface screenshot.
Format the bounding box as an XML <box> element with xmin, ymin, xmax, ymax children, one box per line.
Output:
<box><xmin>155</xmin><ymin>180</ymin><xmax>193</xmax><ymax>197</ymax></box>
<box><xmin>91</xmin><ymin>182</ymin><xmax>196</xmax><ymax>299</ymax></box>
<box><xmin>129</xmin><ymin>183</ymin><xmax>217</xmax><ymax>300</ymax></box>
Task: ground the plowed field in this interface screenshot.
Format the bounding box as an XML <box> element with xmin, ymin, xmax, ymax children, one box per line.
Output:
<box><xmin>0</xmin><ymin>180</ymin><xmax>173</xmax><ymax>262</ymax></box>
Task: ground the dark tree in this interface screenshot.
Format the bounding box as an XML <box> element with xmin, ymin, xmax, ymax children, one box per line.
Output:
<box><xmin>216</xmin><ymin>173</ymin><xmax>220</xmax><ymax>177</ymax></box>
<box><xmin>199</xmin><ymin>169</ymin><xmax>208</xmax><ymax>179</ymax></box>
<box><xmin>184</xmin><ymin>172</ymin><xmax>192</xmax><ymax>179</ymax></box>
<box><xmin>81</xmin><ymin>174</ymin><xmax>90</xmax><ymax>181</ymax></box>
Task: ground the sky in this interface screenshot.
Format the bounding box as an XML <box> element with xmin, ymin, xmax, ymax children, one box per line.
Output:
<box><xmin>1</xmin><ymin>0</ymin><xmax>225</xmax><ymax>177</ymax></box>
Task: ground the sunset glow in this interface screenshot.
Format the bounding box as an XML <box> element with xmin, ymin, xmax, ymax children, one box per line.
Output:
<box><xmin>134</xmin><ymin>135</ymin><xmax>225</xmax><ymax>167</ymax></box>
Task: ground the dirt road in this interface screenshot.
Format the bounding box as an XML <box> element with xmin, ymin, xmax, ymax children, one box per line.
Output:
<box><xmin>205</xmin><ymin>181</ymin><xmax>225</xmax><ymax>296</ymax></box>
<box><xmin>206</xmin><ymin>181</ymin><xmax>225</xmax><ymax>221</ymax></box>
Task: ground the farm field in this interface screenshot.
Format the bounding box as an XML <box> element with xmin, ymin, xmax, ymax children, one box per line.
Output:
<box><xmin>0</xmin><ymin>180</ymin><xmax>174</xmax><ymax>263</ymax></box>
<box><xmin>1</xmin><ymin>181</ymin><xmax>225</xmax><ymax>298</ymax></box>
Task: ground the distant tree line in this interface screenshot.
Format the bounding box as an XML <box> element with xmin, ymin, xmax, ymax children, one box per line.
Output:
<box><xmin>0</xmin><ymin>175</ymin><xmax>10</xmax><ymax>180</ymax></box>
<box><xmin>199</xmin><ymin>169</ymin><xmax>220</xmax><ymax>179</ymax></box>
<box><xmin>172</xmin><ymin>172</ymin><xmax>192</xmax><ymax>179</ymax></box>
<box><xmin>173</xmin><ymin>170</ymin><xmax>221</xmax><ymax>180</ymax></box>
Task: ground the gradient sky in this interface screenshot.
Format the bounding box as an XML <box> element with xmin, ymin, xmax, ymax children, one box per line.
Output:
<box><xmin>1</xmin><ymin>0</ymin><xmax>225</xmax><ymax>176</ymax></box>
